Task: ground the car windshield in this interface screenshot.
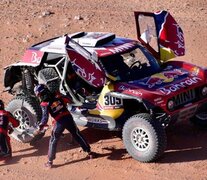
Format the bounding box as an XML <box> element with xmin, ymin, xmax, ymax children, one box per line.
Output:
<box><xmin>100</xmin><ymin>44</ymin><xmax>161</xmax><ymax>81</ymax></box>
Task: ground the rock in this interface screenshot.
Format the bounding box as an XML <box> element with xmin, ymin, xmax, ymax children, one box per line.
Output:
<box><xmin>42</xmin><ymin>10</ymin><xmax>54</xmax><ymax>17</ymax></box>
<box><xmin>38</xmin><ymin>10</ymin><xmax>54</xmax><ymax>18</ymax></box>
<box><xmin>74</xmin><ymin>15</ymin><xmax>84</xmax><ymax>20</ymax></box>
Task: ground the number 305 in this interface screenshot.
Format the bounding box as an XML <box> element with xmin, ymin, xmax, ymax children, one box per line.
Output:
<box><xmin>104</xmin><ymin>96</ymin><xmax>122</xmax><ymax>106</ymax></box>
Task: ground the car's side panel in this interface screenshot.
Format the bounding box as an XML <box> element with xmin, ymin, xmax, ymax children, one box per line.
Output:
<box><xmin>89</xmin><ymin>83</ymin><xmax>124</xmax><ymax>119</ymax></box>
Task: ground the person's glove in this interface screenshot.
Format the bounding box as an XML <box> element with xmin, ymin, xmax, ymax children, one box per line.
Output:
<box><xmin>33</xmin><ymin>124</ymin><xmax>48</xmax><ymax>136</ymax></box>
<box><xmin>33</xmin><ymin>126</ymin><xmax>41</xmax><ymax>136</ymax></box>
<box><xmin>8</xmin><ymin>125</ymin><xmax>14</xmax><ymax>134</ymax></box>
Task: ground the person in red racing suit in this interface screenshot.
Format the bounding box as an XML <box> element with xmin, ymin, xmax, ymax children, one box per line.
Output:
<box><xmin>34</xmin><ymin>84</ymin><xmax>95</xmax><ymax>168</ymax></box>
<box><xmin>0</xmin><ymin>100</ymin><xmax>19</xmax><ymax>159</ymax></box>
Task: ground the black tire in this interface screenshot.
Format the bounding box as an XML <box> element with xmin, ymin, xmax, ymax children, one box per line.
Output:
<box><xmin>122</xmin><ymin>113</ymin><xmax>167</xmax><ymax>162</ymax></box>
<box><xmin>38</xmin><ymin>68</ymin><xmax>60</xmax><ymax>93</ymax></box>
<box><xmin>191</xmin><ymin>106</ymin><xmax>207</xmax><ymax>129</ymax></box>
<box><xmin>6</xmin><ymin>95</ymin><xmax>42</xmax><ymax>143</ymax></box>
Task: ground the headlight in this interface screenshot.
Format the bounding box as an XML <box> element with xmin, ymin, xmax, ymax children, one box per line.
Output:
<box><xmin>167</xmin><ymin>100</ymin><xmax>174</xmax><ymax>110</ymax></box>
<box><xmin>201</xmin><ymin>86</ymin><xmax>207</xmax><ymax>96</ymax></box>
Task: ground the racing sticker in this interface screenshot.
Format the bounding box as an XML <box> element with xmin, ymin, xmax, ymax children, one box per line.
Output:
<box><xmin>104</xmin><ymin>95</ymin><xmax>123</xmax><ymax>108</ymax></box>
<box><xmin>155</xmin><ymin>10</ymin><xmax>185</xmax><ymax>59</ymax></box>
<box><xmin>87</xmin><ymin>117</ymin><xmax>109</xmax><ymax>125</ymax></box>
<box><xmin>159</xmin><ymin>76</ymin><xmax>202</xmax><ymax>95</ymax></box>
<box><xmin>138</xmin><ymin>68</ymin><xmax>187</xmax><ymax>88</ymax></box>
<box><xmin>68</xmin><ymin>49</ymin><xmax>106</xmax><ymax>88</ymax></box>
<box><xmin>50</xmin><ymin>100</ymin><xmax>64</xmax><ymax>113</ymax></box>
<box><xmin>22</xmin><ymin>50</ymin><xmax>44</xmax><ymax>65</ymax></box>
<box><xmin>118</xmin><ymin>85</ymin><xmax>143</xmax><ymax>96</ymax></box>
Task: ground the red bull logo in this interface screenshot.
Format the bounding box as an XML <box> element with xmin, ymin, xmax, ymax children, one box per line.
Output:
<box><xmin>140</xmin><ymin>68</ymin><xmax>187</xmax><ymax>88</ymax></box>
<box><xmin>154</xmin><ymin>11</ymin><xmax>185</xmax><ymax>60</ymax></box>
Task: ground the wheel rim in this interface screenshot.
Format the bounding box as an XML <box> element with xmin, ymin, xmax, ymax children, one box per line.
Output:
<box><xmin>13</xmin><ymin>109</ymin><xmax>31</xmax><ymax>131</ymax></box>
<box><xmin>196</xmin><ymin>112</ymin><xmax>207</xmax><ymax>120</ymax></box>
<box><xmin>131</xmin><ymin>127</ymin><xmax>149</xmax><ymax>151</ymax></box>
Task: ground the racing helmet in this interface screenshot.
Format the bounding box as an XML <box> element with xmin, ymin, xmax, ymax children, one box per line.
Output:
<box><xmin>34</xmin><ymin>84</ymin><xmax>52</xmax><ymax>102</ymax></box>
<box><xmin>0</xmin><ymin>100</ymin><xmax>4</xmax><ymax>110</ymax></box>
<box><xmin>34</xmin><ymin>84</ymin><xmax>53</xmax><ymax>102</ymax></box>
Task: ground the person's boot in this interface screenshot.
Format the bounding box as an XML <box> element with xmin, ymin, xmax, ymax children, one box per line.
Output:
<box><xmin>45</xmin><ymin>160</ymin><xmax>53</xmax><ymax>169</ymax></box>
<box><xmin>87</xmin><ymin>151</ymin><xmax>97</xmax><ymax>159</ymax></box>
<box><xmin>0</xmin><ymin>152</ymin><xmax>12</xmax><ymax>161</ymax></box>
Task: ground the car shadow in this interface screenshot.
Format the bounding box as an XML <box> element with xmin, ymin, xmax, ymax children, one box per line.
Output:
<box><xmin>0</xmin><ymin>135</ymin><xmax>51</xmax><ymax>166</ymax></box>
<box><xmin>0</xmin><ymin>127</ymin><xmax>124</xmax><ymax>166</ymax></box>
<box><xmin>159</xmin><ymin>121</ymin><xmax>207</xmax><ymax>163</ymax></box>
<box><xmin>81</xmin><ymin>123</ymin><xmax>207</xmax><ymax>164</ymax></box>
<box><xmin>1</xmin><ymin>121</ymin><xmax>207</xmax><ymax>166</ymax></box>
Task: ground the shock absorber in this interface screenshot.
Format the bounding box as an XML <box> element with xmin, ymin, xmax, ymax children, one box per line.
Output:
<box><xmin>22</xmin><ymin>68</ymin><xmax>34</xmax><ymax>94</ymax></box>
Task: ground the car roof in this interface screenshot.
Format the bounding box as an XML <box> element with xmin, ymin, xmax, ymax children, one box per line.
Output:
<box><xmin>30</xmin><ymin>32</ymin><xmax>139</xmax><ymax>57</ymax></box>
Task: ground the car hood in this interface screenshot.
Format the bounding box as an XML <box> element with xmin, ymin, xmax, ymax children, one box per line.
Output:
<box><xmin>116</xmin><ymin>65</ymin><xmax>205</xmax><ymax>97</ymax></box>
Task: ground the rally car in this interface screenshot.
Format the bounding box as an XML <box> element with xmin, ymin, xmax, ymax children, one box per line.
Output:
<box><xmin>3</xmin><ymin>10</ymin><xmax>207</xmax><ymax>162</ymax></box>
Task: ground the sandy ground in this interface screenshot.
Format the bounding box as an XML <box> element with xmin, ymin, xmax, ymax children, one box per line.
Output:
<box><xmin>0</xmin><ymin>0</ymin><xmax>207</xmax><ymax>179</ymax></box>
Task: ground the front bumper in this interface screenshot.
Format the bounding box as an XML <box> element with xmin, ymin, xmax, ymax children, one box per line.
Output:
<box><xmin>170</xmin><ymin>100</ymin><xmax>207</xmax><ymax>124</ymax></box>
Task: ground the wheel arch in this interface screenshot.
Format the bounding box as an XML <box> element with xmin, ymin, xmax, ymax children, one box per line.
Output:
<box><xmin>4</xmin><ymin>64</ymin><xmax>39</xmax><ymax>95</ymax></box>
<box><xmin>4</xmin><ymin>65</ymin><xmax>22</xmax><ymax>91</ymax></box>
<box><xmin>108</xmin><ymin>91</ymin><xmax>155</xmax><ymax>113</ymax></box>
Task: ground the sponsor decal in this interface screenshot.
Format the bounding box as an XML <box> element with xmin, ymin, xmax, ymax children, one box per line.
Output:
<box><xmin>154</xmin><ymin>97</ymin><xmax>164</xmax><ymax>105</ymax></box>
<box><xmin>118</xmin><ymin>85</ymin><xmax>143</xmax><ymax>96</ymax></box>
<box><xmin>51</xmin><ymin>100</ymin><xmax>63</xmax><ymax>113</ymax></box>
<box><xmin>173</xmin><ymin>23</ymin><xmax>185</xmax><ymax>56</ymax></box>
<box><xmin>155</xmin><ymin>11</ymin><xmax>185</xmax><ymax>57</ymax></box>
<box><xmin>31</xmin><ymin>52</ymin><xmax>42</xmax><ymax>63</ymax></box>
<box><xmin>87</xmin><ymin>117</ymin><xmax>108</xmax><ymax>124</ymax></box>
<box><xmin>139</xmin><ymin>68</ymin><xmax>187</xmax><ymax>88</ymax></box>
<box><xmin>22</xmin><ymin>50</ymin><xmax>43</xmax><ymax>64</ymax></box>
<box><xmin>159</xmin><ymin>76</ymin><xmax>202</xmax><ymax>95</ymax></box>
<box><xmin>108</xmin><ymin>42</ymin><xmax>136</xmax><ymax>54</ymax></box>
<box><xmin>71</xmin><ymin>59</ymin><xmax>100</xmax><ymax>85</ymax></box>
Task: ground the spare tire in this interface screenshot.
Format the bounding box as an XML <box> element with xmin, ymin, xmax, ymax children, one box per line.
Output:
<box><xmin>6</xmin><ymin>95</ymin><xmax>42</xmax><ymax>143</ymax></box>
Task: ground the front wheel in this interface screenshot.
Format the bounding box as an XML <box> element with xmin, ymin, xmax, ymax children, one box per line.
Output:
<box><xmin>6</xmin><ymin>95</ymin><xmax>42</xmax><ymax>143</ymax></box>
<box><xmin>122</xmin><ymin>113</ymin><xmax>167</xmax><ymax>162</ymax></box>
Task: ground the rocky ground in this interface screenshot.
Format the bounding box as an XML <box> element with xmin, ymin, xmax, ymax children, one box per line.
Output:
<box><xmin>0</xmin><ymin>0</ymin><xmax>207</xmax><ymax>179</ymax></box>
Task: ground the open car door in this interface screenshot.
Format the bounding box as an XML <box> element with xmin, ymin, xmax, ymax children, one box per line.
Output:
<box><xmin>134</xmin><ymin>10</ymin><xmax>185</xmax><ymax>62</ymax></box>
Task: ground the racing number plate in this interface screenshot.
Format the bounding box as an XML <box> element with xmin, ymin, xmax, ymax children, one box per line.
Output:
<box><xmin>104</xmin><ymin>95</ymin><xmax>123</xmax><ymax>108</ymax></box>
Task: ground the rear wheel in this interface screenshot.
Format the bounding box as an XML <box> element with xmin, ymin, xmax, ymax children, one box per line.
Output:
<box><xmin>6</xmin><ymin>95</ymin><xmax>42</xmax><ymax>143</ymax></box>
<box><xmin>122</xmin><ymin>113</ymin><xmax>167</xmax><ymax>162</ymax></box>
